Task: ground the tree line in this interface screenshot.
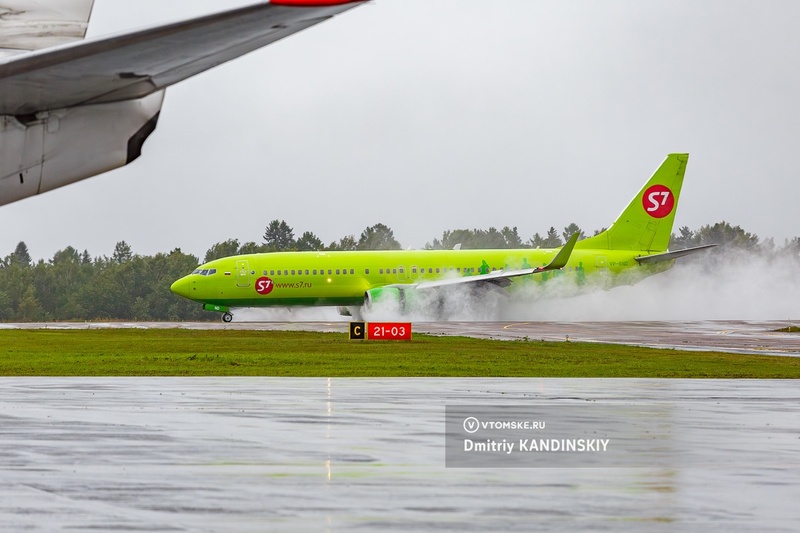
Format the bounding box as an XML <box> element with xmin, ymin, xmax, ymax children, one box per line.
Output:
<box><xmin>205</xmin><ymin>220</ymin><xmax>591</xmax><ymax>261</ymax></box>
<box><xmin>1</xmin><ymin>220</ymin><xmax>797</xmax><ymax>322</ymax></box>
<box><xmin>0</xmin><ymin>242</ymin><xmax>205</xmax><ymax>322</ymax></box>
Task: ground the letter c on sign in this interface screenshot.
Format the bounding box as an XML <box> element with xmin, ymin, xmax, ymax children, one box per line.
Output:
<box><xmin>349</xmin><ymin>321</ymin><xmax>366</xmax><ymax>340</ymax></box>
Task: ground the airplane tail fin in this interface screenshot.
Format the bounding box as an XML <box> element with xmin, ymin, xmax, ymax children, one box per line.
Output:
<box><xmin>576</xmin><ymin>153</ymin><xmax>688</xmax><ymax>253</ymax></box>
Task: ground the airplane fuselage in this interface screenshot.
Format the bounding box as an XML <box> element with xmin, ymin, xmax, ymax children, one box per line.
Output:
<box><xmin>170</xmin><ymin>247</ymin><xmax>672</xmax><ymax>309</ymax></box>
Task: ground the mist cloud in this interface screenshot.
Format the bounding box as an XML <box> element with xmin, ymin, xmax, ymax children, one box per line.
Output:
<box><xmin>361</xmin><ymin>249</ymin><xmax>800</xmax><ymax>323</ymax></box>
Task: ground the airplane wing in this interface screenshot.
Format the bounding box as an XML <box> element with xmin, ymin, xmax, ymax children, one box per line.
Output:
<box><xmin>0</xmin><ymin>0</ymin><xmax>95</xmax><ymax>55</ymax></box>
<box><xmin>634</xmin><ymin>244</ymin><xmax>717</xmax><ymax>264</ymax></box>
<box><xmin>406</xmin><ymin>233</ymin><xmax>580</xmax><ymax>291</ymax></box>
<box><xmin>0</xmin><ymin>1</ymin><xmax>366</xmax><ymax>115</ymax></box>
<box><xmin>0</xmin><ymin>0</ymin><xmax>365</xmax><ymax>206</ymax></box>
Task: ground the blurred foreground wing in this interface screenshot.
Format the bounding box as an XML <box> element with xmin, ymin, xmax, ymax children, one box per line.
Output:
<box><xmin>0</xmin><ymin>1</ymin><xmax>365</xmax><ymax>115</ymax></box>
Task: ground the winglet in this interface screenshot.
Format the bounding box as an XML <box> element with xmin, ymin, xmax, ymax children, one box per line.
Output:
<box><xmin>534</xmin><ymin>232</ymin><xmax>579</xmax><ymax>273</ymax></box>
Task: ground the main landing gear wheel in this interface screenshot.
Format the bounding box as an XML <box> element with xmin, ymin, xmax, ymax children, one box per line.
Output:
<box><xmin>222</xmin><ymin>312</ymin><xmax>233</xmax><ymax>323</ymax></box>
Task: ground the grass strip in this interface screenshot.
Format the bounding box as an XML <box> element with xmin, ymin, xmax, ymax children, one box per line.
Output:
<box><xmin>1</xmin><ymin>329</ymin><xmax>799</xmax><ymax>378</ymax></box>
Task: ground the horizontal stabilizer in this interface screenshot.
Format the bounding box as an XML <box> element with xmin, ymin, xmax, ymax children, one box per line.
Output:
<box><xmin>634</xmin><ymin>244</ymin><xmax>717</xmax><ymax>264</ymax></box>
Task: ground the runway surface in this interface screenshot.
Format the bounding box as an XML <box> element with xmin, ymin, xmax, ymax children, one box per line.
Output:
<box><xmin>3</xmin><ymin>322</ymin><xmax>799</xmax><ymax>529</ymax></box>
<box><xmin>3</xmin><ymin>319</ymin><xmax>799</xmax><ymax>356</ymax></box>
<box><xmin>0</xmin><ymin>378</ymin><xmax>798</xmax><ymax>532</ymax></box>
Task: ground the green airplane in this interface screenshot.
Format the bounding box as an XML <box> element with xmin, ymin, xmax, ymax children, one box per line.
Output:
<box><xmin>171</xmin><ymin>154</ymin><xmax>714</xmax><ymax>322</ymax></box>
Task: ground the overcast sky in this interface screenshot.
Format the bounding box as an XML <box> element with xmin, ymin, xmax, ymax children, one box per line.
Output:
<box><xmin>2</xmin><ymin>0</ymin><xmax>798</xmax><ymax>262</ymax></box>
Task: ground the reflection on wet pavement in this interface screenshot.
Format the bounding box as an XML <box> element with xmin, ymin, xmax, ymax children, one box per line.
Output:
<box><xmin>0</xmin><ymin>378</ymin><xmax>798</xmax><ymax>531</ymax></box>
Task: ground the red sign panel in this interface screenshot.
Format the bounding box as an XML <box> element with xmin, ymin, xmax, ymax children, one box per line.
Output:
<box><xmin>367</xmin><ymin>322</ymin><xmax>412</xmax><ymax>341</ymax></box>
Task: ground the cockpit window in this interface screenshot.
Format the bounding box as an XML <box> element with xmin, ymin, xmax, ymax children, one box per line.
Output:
<box><xmin>193</xmin><ymin>268</ymin><xmax>217</xmax><ymax>276</ymax></box>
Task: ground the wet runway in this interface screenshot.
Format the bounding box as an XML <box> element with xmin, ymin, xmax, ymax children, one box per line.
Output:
<box><xmin>0</xmin><ymin>378</ymin><xmax>798</xmax><ymax>532</ymax></box>
<box><xmin>419</xmin><ymin>320</ymin><xmax>800</xmax><ymax>356</ymax></box>
<box><xmin>3</xmin><ymin>319</ymin><xmax>799</xmax><ymax>356</ymax></box>
<box><xmin>3</xmin><ymin>320</ymin><xmax>798</xmax><ymax>529</ymax></box>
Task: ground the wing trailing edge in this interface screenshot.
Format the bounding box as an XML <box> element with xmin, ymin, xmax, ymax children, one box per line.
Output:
<box><xmin>410</xmin><ymin>233</ymin><xmax>580</xmax><ymax>291</ymax></box>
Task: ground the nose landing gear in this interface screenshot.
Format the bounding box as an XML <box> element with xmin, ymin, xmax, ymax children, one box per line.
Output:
<box><xmin>202</xmin><ymin>304</ymin><xmax>232</xmax><ymax>322</ymax></box>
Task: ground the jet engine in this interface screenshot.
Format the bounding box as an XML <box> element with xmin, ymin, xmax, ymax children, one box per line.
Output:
<box><xmin>0</xmin><ymin>91</ymin><xmax>164</xmax><ymax>206</ymax></box>
<box><xmin>364</xmin><ymin>286</ymin><xmax>406</xmax><ymax>309</ymax></box>
<box><xmin>363</xmin><ymin>286</ymin><xmax>428</xmax><ymax>317</ymax></box>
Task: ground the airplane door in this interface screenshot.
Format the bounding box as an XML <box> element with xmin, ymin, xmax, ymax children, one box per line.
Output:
<box><xmin>596</xmin><ymin>256</ymin><xmax>607</xmax><ymax>270</ymax></box>
<box><xmin>397</xmin><ymin>266</ymin><xmax>407</xmax><ymax>282</ymax></box>
<box><xmin>236</xmin><ymin>259</ymin><xmax>251</xmax><ymax>287</ymax></box>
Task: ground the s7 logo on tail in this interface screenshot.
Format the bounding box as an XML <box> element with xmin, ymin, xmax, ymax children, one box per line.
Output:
<box><xmin>642</xmin><ymin>185</ymin><xmax>675</xmax><ymax>218</ymax></box>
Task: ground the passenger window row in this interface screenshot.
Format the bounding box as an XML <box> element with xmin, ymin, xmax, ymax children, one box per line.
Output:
<box><xmin>252</xmin><ymin>266</ymin><xmax>482</xmax><ymax>276</ymax></box>
<box><xmin>262</xmin><ymin>269</ymin><xmax>357</xmax><ymax>276</ymax></box>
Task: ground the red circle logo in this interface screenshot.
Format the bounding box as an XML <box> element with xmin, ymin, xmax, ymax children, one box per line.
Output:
<box><xmin>255</xmin><ymin>276</ymin><xmax>274</xmax><ymax>295</ymax></box>
<box><xmin>642</xmin><ymin>185</ymin><xmax>674</xmax><ymax>218</ymax></box>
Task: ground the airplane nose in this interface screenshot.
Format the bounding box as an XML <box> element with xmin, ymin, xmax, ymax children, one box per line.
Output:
<box><xmin>170</xmin><ymin>276</ymin><xmax>194</xmax><ymax>299</ymax></box>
